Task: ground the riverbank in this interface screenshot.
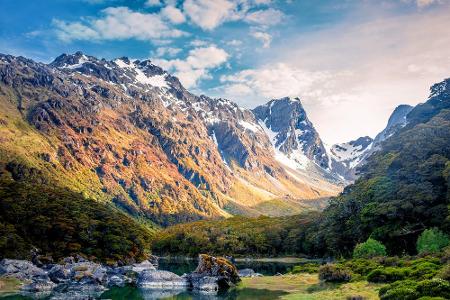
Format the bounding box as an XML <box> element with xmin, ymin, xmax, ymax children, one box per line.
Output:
<box><xmin>239</xmin><ymin>274</ymin><xmax>382</xmax><ymax>300</ymax></box>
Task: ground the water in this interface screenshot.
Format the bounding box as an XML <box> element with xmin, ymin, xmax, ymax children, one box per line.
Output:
<box><xmin>158</xmin><ymin>257</ymin><xmax>297</xmax><ymax>276</ymax></box>
<box><xmin>98</xmin><ymin>258</ymin><xmax>297</xmax><ymax>299</ymax></box>
<box><xmin>0</xmin><ymin>259</ymin><xmax>300</xmax><ymax>300</ymax></box>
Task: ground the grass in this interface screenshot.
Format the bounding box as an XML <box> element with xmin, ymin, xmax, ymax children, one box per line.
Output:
<box><xmin>239</xmin><ymin>274</ymin><xmax>383</xmax><ymax>300</ymax></box>
<box><xmin>0</xmin><ymin>277</ymin><xmax>22</xmax><ymax>296</ymax></box>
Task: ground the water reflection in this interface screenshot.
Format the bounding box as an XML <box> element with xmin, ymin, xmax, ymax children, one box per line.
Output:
<box><xmin>158</xmin><ymin>257</ymin><xmax>297</xmax><ymax>276</ymax></box>
<box><xmin>100</xmin><ymin>286</ymin><xmax>288</xmax><ymax>300</ymax></box>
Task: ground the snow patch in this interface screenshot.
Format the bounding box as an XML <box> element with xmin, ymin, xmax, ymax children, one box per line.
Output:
<box><xmin>239</xmin><ymin>120</ymin><xmax>261</xmax><ymax>133</ymax></box>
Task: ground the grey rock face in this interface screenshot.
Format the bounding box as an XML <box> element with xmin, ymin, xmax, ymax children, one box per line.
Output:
<box><xmin>0</xmin><ymin>259</ymin><xmax>47</xmax><ymax>281</ymax></box>
<box><xmin>48</xmin><ymin>264</ymin><xmax>71</xmax><ymax>283</ymax></box>
<box><xmin>189</xmin><ymin>275</ymin><xmax>220</xmax><ymax>292</ymax></box>
<box><xmin>330</xmin><ymin>136</ymin><xmax>374</xmax><ymax>181</ymax></box>
<box><xmin>253</xmin><ymin>97</ymin><xmax>329</xmax><ymax>169</ymax></box>
<box><xmin>373</xmin><ymin>104</ymin><xmax>413</xmax><ymax>146</ymax></box>
<box><xmin>132</xmin><ymin>260</ymin><xmax>157</xmax><ymax>273</ymax></box>
<box><xmin>137</xmin><ymin>270</ymin><xmax>189</xmax><ymax>288</ymax></box>
<box><xmin>21</xmin><ymin>278</ymin><xmax>57</xmax><ymax>293</ymax></box>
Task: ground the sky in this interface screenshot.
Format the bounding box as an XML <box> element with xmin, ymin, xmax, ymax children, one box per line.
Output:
<box><xmin>1</xmin><ymin>0</ymin><xmax>449</xmax><ymax>144</ymax></box>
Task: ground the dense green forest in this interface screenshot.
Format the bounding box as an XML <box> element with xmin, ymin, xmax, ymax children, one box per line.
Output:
<box><xmin>0</xmin><ymin>177</ymin><xmax>155</xmax><ymax>264</ymax></box>
<box><xmin>153</xmin><ymin>80</ymin><xmax>450</xmax><ymax>258</ymax></box>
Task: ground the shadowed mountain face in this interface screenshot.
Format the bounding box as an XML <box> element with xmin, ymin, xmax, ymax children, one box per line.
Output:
<box><xmin>0</xmin><ymin>52</ymin><xmax>344</xmax><ymax>225</ymax></box>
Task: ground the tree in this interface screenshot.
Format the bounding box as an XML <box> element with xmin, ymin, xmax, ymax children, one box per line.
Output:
<box><xmin>417</xmin><ymin>228</ymin><xmax>450</xmax><ymax>254</ymax></box>
<box><xmin>353</xmin><ymin>238</ymin><xmax>387</xmax><ymax>258</ymax></box>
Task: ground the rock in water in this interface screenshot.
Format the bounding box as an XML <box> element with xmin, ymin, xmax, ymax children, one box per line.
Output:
<box><xmin>132</xmin><ymin>260</ymin><xmax>157</xmax><ymax>273</ymax></box>
<box><xmin>137</xmin><ymin>270</ymin><xmax>189</xmax><ymax>289</ymax></box>
<box><xmin>188</xmin><ymin>254</ymin><xmax>240</xmax><ymax>292</ymax></box>
<box><xmin>238</xmin><ymin>268</ymin><xmax>262</xmax><ymax>278</ymax></box>
<box><xmin>0</xmin><ymin>259</ymin><xmax>47</xmax><ymax>280</ymax></box>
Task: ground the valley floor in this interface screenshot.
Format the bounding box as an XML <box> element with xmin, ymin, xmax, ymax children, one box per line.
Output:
<box><xmin>239</xmin><ymin>274</ymin><xmax>382</xmax><ymax>300</ymax></box>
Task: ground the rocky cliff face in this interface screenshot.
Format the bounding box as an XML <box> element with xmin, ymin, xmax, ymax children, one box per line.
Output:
<box><xmin>373</xmin><ymin>104</ymin><xmax>413</xmax><ymax>147</ymax></box>
<box><xmin>252</xmin><ymin>97</ymin><xmax>329</xmax><ymax>170</ymax></box>
<box><xmin>0</xmin><ymin>52</ymin><xmax>342</xmax><ymax>225</ymax></box>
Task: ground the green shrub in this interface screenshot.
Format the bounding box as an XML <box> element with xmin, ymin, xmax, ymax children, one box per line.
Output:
<box><xmin>353</xmin><ymin>238</ymin><xmax>387</xmax><ymax>259</ymax></box>
<box><xmin>436</xmin><ymin>264</ymin><xmax>450</xmax><ymax>281</ymax></box>
<box><xmin>367</xmin><ymin>267</ymin><xmax>410</xmax><ymax>283</ymax></box>
<box><xmin>291</xmin><ymin>263</ymin><xmax>320</xmax><ymax>274</ymax></box>
<box><xmin>417</xmin><ymin>228</ymin><xmax>450</xmax><ymax>255</ymax></box>
<box><xmin>379</xmin><ymin>280</ymin><xmax>419</xmax><ymax>300</ymax></box>
<box><xmin>318</xmin><ymin>264</ymin><xmax>352</xmax><ymax>282</ymax></box>
<box><xmin>380</xmin><ymin>279</ymin><xmax>450</xmax><ymax>300</ymax></box>
<box><xmin>409</xmin><ymin>262</ymin><xmax>440</xmax><ymax>280</ymax></box>
<box><xmin>416</xmin><ymin>279</ymin><xmax>450</xmax><ymax>299</ymax></box>
<box><xmin>341</xmin><ymin>258</ymin><xmax>381</xmax><ymax>277</ymax></box>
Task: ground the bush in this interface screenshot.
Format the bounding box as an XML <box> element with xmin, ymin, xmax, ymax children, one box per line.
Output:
<box><xmin>291</xmin><ymin>263</ymin><xmax>320</xmax><ymax>274</ymax></box>
<box><xmin>341</xmin><ymin>259</ymin><xmax>381</xmax><ymax>277</ymax></box>
<box><xmin>436</xmin><ymin>264</ymin><xmax>450</xmax><ymax>281</ymax></box>
<box><xmin>353</xmin><ymin>238</ymin><xmax>387</xmax><ymax>259</ymax></box>
<box><xmin>409</xmin><ymin>262</ymin><xmax>440</xmax><ymax>280</ymax></box>
<box><xmin>416</xmin><ymin>279</ymin><xmax>450</xmax><ymax>299</ymax></box>
<box><xmin>379</xmin><ymin>279</ymin><xmax>450</xmax><ymax>300</ymax></box>
<box><xmin>417</xmin><ymin>228</ymin><xmax>450</xmax><ymax>255</ymax></box>
<box><xmin>379</xmin><ymin>280</ymin><xmax>419</xmax><ymax>300</ymax></box>
<box><xmin>367</xmin><ymin>267</ymin><xmax>410</xmax><ymax>283</ymax></box>
<box><xmin>318</xmin><ymin>264</ymin><xmax>352</xmax><ymax>282</ymax></box>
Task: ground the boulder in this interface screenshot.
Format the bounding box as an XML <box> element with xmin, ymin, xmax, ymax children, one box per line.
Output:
<box><xmin>238</xmin><ymin>268</ymin><xmax>263</xmax><ymax>278</ymax></box>
<box><xmin>21</xmin><ymin>278</ymin><xmax>56</xmax><ymax>293</ymax></box>
<box><xmin>137</xmin><ymin>270</ymin><xmax>189</xmax><ymax>289</ymax></box>
<box><xmin>148</xmin><ymin>254</ymin><xmax>159</xmax><ymax>269</ymax></box>
<box><xmin>106</xmin><ymin>274</ymin><xmax>129</xmax><ymax>287</ymax></box>
<box><xmin>71</xmin><ymin>261</ymin><xmax>107</xmax><ymax>284</ymax></box>
<box><xmin>132</xmin><ymin>260</ymin><xmax>156</xmax><ymax>273</ymax></box>
<box><xmin>188</xmin><ymin>254</ymin><xmax>240</xmax><ymax>292</ymax></box>
<box><xmin>48</xmin><ymin>264</ymin><xmax>71</xmax><ymax>283</ymax></box>
<box><xmin>0</xmin><ymin>259</ymin><xmax>47</xmax><ymax>280</ymax></box>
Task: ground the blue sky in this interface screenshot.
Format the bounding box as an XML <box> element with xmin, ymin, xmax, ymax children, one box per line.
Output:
<box><xmin>1</xmin><ymin>0</ymin><xmax>450</xmax><ymax>144</ymax></box>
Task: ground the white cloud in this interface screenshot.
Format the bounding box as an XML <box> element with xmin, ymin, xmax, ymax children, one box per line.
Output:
<box><xmin>53</xmin><ymin>7</ymin><xmax>187</xmax><ymax>42</ymax></box>
<box><xmin>217</xmin><ymin>6</ymin><xmax>450</xmax><ymax>144</ymax></box>
<box><xmin>227</xmin><ymin>39</ymin><xmax>243</xmax><ymax>46</ymax></box>
<box><xmin>145</xmin><ymin>0</ymin><xmax>162</xmax><ymax>6</ymax></box>
<box><xmin>245</xmin><ymin>8</ymin><xmax>284</xmax><ymax>26</ymax></box>
<box><xmin>153</xmin><ymin>46</ymin><xmax>182</xmax><ymax>57</ymax></box>
<box><xmin>161</xmin><ymin>6</ymin><xmax>186</xmax><ymax>24</ymax></box>
<box><xmin>416</xmin><ymin>0</ymin><xmax>438</xmax><ymax>8</ymax></box>
<box><xmin>251</xmin><ymin>31</ymin><xmax>272</xmax><ymax>48</ymax></box>
<box><xmin>183</xmin><ymin>0</ymin><xmax>240</xmax><ymax>30</ymax></box>
<box><xmin>154</xmin><ymin>46</ymin><xmax>229</xmax><ymax>88</ymax></box>
<box><xmin>220</xmin><ymin>63</ymin><xmax>333</xmax><ymax>100</ymax></box>
<box><xmin>182</xmin><ymin>0</ymin><xmax>282</xmax><ymax>30</ymax></box>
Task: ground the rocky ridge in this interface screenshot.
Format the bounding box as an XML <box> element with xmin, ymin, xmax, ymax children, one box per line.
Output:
<box><xmin>0</xmin><ymin>52</ymin><xmax>342</xmax><ymax>224</ymax></box>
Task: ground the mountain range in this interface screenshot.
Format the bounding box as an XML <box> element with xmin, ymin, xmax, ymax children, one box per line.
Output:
<box><xmin>0</xmin><ymin>52</ymin><xmax>415</xmax><ymax>225</ymax></box>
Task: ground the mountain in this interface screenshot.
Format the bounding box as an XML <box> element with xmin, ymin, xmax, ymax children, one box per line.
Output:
<box><xmin>253</xmin><ymin>97</ymin><xmax>330</xmax><ymax>170</ymax></box>
<box><xmin>329</xmin><ymin>136</ymin><xmax>373</xmax><ymax>180</ymax></box>
<box><xmin>304</xmin><ymin>77</ymin><xmax>450</xmax><ymax>256</ymax></box>
<box><xmin>328</xmin><ymin>104</ymin><xmax>413</xmax><ymax>181</ymax></box>
<box><xmin>0</xmin><ymin>52</ymin><xmax>342</xmax><ymax>228</ymax></box>
<box><xmin>372</xmin><ymin>104</ymin><xmax>413</xmax><ymax>148</ymax></box>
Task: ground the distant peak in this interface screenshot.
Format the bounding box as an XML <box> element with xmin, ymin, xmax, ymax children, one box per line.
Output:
<box><xmin>429</xmin><ymin>78</ymin><xmax>450</xmax><ymax>98</ymax></box>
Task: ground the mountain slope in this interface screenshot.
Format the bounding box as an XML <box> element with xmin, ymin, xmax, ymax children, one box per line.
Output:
<box><xmin>305</xmin><ymin>78</ymin><xmax>450</xmax><ymax>256</ymax></box>
<box><xmin>0</xmin><ymin>52</ymin><xmax>342</xmax><ymax>225</ymax></box>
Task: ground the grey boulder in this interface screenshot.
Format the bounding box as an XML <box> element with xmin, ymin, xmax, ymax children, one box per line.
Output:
<box><xmin>137</xmin><ymin>270</ymin><xmax>189</xmax><ymax>289</ymax></box>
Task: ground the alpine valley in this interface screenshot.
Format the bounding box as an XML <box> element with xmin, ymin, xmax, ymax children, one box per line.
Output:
<box><xmin>1</xmin><ymin>51</ymin><xmax>450</xmax><ymax>300</ymax></box>
<box><xmin>0</xmin><ymin>51</ymin><xmax>366</xmax><ymax>227</ymax></box>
